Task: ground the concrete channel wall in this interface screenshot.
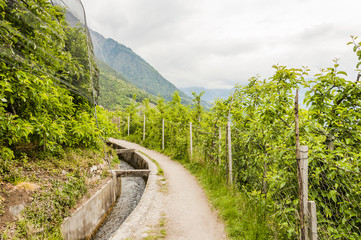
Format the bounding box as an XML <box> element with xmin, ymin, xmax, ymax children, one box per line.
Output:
<box><xmin>61</xmin><ymin>140</ymin><xmax>151</xmax><ymax>240</ymax></box>
<box><xmin>116</xmin><ymin>149</ymin><xmax>149</xmax><ymax>171</ymax></box>
<box><xmin>107</xmin><ymin>142</ymin><xmax>149</xmax><ymax>170</ymax></box>
<box><xmin>61</xmin><ymin>173</ymin><xmax>121</xmax><ymax>240</ymax></box>
<box><xmin>108</xmin><ymin>138</ymin><xmax>161</xmax><ymax>240</ymax></box>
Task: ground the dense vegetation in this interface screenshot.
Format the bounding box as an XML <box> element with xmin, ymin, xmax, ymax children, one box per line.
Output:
<box><xmin>97</xmin><ymin>58</ymin><xmax>157</xmax><ymax>110</ymax></box>
<box><xmin>0</xmin><ymin>0</ymin><xmax>101</xmax><ymax>160</ymax></box>
<box><xmin>0</xmin><ymin>0</ymin><xmax>121</xmax><ymax>238</ymax></box>
<box><xmin>1</xmin><ymin>0</ymin><xmax>360</xmax><ymax>239</ymax></box>
<box><xmin>114</xmin><ymin>44</ymin><xmax>361</xmax><ymax>239</ymax></box>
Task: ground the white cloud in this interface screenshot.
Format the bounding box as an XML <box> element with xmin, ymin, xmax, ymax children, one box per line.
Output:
<box><xmin>83</xmin><ymin>0</ymin><xmax>361</xmax><ymax>89</ymax></box>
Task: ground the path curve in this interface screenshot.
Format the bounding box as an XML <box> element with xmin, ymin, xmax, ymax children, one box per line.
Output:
<box><xmin>109</xmin><ymin>139</ymin><xmax>227</xmax><ymax>240</ymax></box>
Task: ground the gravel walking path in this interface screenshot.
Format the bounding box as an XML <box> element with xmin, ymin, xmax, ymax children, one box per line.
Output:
<box><xmin>109</xmin><ymin>139</ymin><xmax>227</xmax><ymax>240</ymax></box>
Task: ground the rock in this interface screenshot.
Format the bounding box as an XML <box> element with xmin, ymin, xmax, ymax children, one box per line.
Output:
<box><xmin>90</xmin><ymin>166</ymin><xmax>98</xmax><ymax>173</ymax></box>
<box><xmin>15</xmin><ymin>182</ymin><xmax>40</xmax><ymax>192</ymax></box>
<box><xmin>9</xmin><ymin>203</ymin><xmax>25</xmax><ymax>218</ymax></box>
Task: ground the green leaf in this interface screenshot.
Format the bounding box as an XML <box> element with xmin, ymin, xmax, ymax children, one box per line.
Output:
<box><xmin>337</xmin><ymin>71</ymin><xmax>347</xmax><ymax>76</ymax></box>
<box><xmin>329</xmin><ymin>190</ymin><xmax>337</xmax><ymax>203</ymax></box>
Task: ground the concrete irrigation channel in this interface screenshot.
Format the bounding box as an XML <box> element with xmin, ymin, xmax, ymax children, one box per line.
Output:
<box><xmin>61</xmin><ymin>138</ymin><xmax>161</xmax><ymax>240</ymax></box>
<box><xmin>92</xmin><ymin>160</ymin><xmax>146</xmax><ymax>240</ymax></box>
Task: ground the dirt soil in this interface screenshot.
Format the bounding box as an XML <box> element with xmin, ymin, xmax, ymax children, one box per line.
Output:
<box><xmin>0</xmin><ymin>182</ymin><xmax>33</xmax><ymax>231</ymax></box>
<box><xmin>110</xmin><ymin>139</ymin><xmax>227</xmax><ymax>240</ymax></box>
<box><xmin>0</xmin><ymin>163</ymin><xmax>112</xmax><ymax>235</ymax></box>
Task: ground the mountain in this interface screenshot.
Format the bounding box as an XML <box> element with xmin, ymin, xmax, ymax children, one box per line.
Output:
<box><xmin>97</xmin><ymin>59</ymin><xmax>157</xmax><ymax>110</ymax></box>
<box><xmin>90</xmin><ymin>30</ymin><xmax>191</xmax><ymax>104</ymax></box>
<box><xmin>181</xmin><ymin>87</ymin><xmax>233</xmax><ymax>103</ymax></box>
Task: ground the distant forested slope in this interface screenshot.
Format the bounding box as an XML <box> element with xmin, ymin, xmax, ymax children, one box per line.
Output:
<box><xmin>90</xmin><ymin>29</ymin><xmax>191</xmax><ymax>104</ymax></box>
<box><xmin>97</xmin><ymin>59</ymin><xmax>157</xmax><ymax>110</ymax></box>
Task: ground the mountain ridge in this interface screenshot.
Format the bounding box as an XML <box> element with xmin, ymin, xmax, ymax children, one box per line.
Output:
<box><xmin>90</xmin><ymin>29</ymin><xmax>191</xmax><ymax>104</ymax></box>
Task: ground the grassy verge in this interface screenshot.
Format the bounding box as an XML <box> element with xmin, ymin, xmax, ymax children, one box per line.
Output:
<box><xmin>182</xmin><ymin>162</ymin><xmax>273</xmax><ymax>240</ymax></box>
<box><xmin>0</xmin><ymin>145</ymin><xmax>119</xmax><ymax>239</ymax></box>
<box><xmin>138</xmin><ymin>151</ymin><xmax>164</xmax><ymax>176</ymax></box>
<box><xmin>143</xmin><ymin>213</ymin><xmax>167</xmax><ymax>240</ymax></box>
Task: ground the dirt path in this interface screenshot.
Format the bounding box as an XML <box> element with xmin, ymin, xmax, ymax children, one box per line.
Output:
<box><xmin>110</xmin><ymin>139</ymin><xmax>227</xmax><ymax>240</ymax></box>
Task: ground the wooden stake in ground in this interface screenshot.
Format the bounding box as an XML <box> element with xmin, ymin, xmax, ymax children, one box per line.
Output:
<box><xmin>162</xmin><ymin>119</ymin><xmax>165</xmax><ymax>151</ymax></box>
<box><xmin>225</xmin><ymin>125</ymin><xmax>229</xmax><ymax>184</ymax></box>
<box><xmin>300</xmin><ymin>145</ymin><xmax>309</xmax><ymax>239</ymax></box>
<box><xmin>262</xmin><ymin>151</ymin><xmax>268</xmax><ymax>196</ymax></box>
<box><xmin>190</xmin><ymin>121</ymin><xmax>193</xmax><ymax>158</ymax></box>
<box><xmin>227</xmin><ymin>120</ymin><xmax>233</xmax><ymax>185</ymax></box>
<box><xmin>295</xmin><ymin>88</ymin><xmax>308</xmax><ymax>240</ymax></box>
<box><xmin>117</xmin><ymin>117</ymin><xmax>120</xmax><ymax>131</ymax></box>
<box><xmin>128</xmin><ymin>116</ymin><xmax>130</xmax><ymax>136</ymax></box>
<box><xmin>308</xmin><ymin>201</ymin><xmax>318</xmax><ymax>240</ymax></box>
<box><xmin>143</xmin><ymin>114</ymin><xmax>146</xmax><ymax>141</ymax></box>
<box><xmin>218</xmin><ymin>126</ymin><xmax>221</xmax><ymax>166</ymax></box>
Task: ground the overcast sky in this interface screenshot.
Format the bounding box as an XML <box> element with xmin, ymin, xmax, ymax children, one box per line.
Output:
<box><xmin>83</xmin><ymin>0</ymin><xmax>361</xmax><ymax>89</ymax></box>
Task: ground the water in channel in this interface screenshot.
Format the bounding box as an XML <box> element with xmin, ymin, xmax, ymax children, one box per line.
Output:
<box><xmin>92</xmin><ymin>160</ymin><xmax>146</xmax><ymax>240</ymax></box>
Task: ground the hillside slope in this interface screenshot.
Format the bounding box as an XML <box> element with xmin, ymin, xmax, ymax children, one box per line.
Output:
<box><xmin>97</xmin><ymin>59</ymin><xmax>157</xmax><ymax>110</ymax></box>
<box><xmin>90</xmin><ymin>30</ymin><xmax>191</xmax><ymax>104</ymax></box>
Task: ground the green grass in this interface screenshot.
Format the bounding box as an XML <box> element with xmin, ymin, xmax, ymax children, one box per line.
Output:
<box><xmin>180</xmin><ymin>162</ymin><xmax>274</xmax><ymax>240</ymax></box>
<box><xmin>138</xmin><ymin>151</ymin><xmax>164</xmax><ymax>176</ymax></box>
<box><xmin>143</xmin><ymin>214</ymin><xmax>167</xmax><ymax>240</ymax></box>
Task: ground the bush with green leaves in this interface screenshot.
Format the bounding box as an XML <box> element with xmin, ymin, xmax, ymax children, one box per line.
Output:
<box><xmin>123</xmin><ymin>45</ymin><xmax>361</xmax><ymax>238</ymax></box>
<box><xmin>0</xmin><ymin>0</ymin><xmax>101</xmax><ymax>164</ymax></box>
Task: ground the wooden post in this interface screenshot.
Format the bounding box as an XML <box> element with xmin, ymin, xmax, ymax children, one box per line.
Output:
<box><xmin>300</xmin><ymin>145</ymin><xmax>309</xmax><ymax>239</ymax></box>
<box><xmin>143</xmin><ymin>114</ymin><xmax>146</xmax><ymax>141</ymax></box>
<box><xmin>262</xmin><ymin>151</ymin><xmax>268</xmax><ymax>196</ymax></box>
<box><xmin>117</xmin><ymin>117</ymin><xmax>120</xmax><ymax>131</ymax></box>
<box><xmin>227</xmin><ymin>120</ymin><xmax>233</xmax><ymax>185</ymax></box>
<box><xmin>326</xmin><ymin>134</ymin><xmax>334</xmax><ymax>151</ymax></box>
<box><xmin>225</xmin><ymin>125</ymin><xmax>229</xmax><ymax>183</ymax></box>
<box><xmin>295</xmin><ymin>88</ymin><xmax>300</xmax><ymax>162</ymax></box>
<box><xmin>170</xmin><ymin>124</ymin><xmax>173</xmax><ymax>153</ymax></box>
<box><xmin>127</xmin><ymin>116</ymin><xmax>130</xmax><ymax>136</ymax></box>
<box><xmin>218</xmin><ymin>126</ymin><xmax>221</xmax><ymax>166</ymax></box>
<box><xmin>308</xmin><ymin>201</ymin><xmax>317</xmax><ymax>240</ymax></box>
<box><xmin>122</xmin><ymin>117</ymin><xmax>125</xmax><ymax>133</ymax></box>
<box><xmin>162</xmin><ymin>119</ymin><xmax>165</xmax><ymax>151</ymax></box>
<box><xmin>190</xmin><ymin>121</ymin><xmax>193</xmax><ymax>158</ymax></box>
<box><xmin>295</xmin><ymin>88</ymin><xmax>308</xmax><ymax>240</ymax></box>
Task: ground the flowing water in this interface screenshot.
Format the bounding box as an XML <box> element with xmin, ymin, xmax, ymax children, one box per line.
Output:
<box><xmin>92</xmin><ymin>161</ymin><xmax>146</xmax><ymax>240</ymax></box>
